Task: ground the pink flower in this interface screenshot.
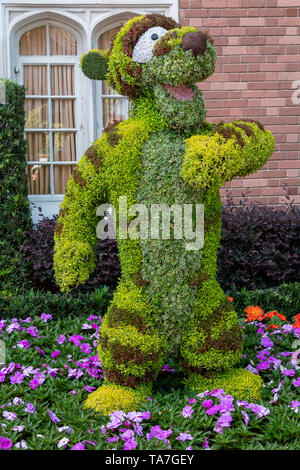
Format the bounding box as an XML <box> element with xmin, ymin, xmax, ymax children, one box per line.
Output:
<box><xmin>51</xmin><ymin>350</ymin><xmax>60</xmax><ymax>359</ymax></box>
<box><xmin>0</xmin><ymin>437</ymin><xmax>13</xmax><ymax>450</ymax></box>
<box><xmin>202</xmin><ymin>399</ymin><xmax>213</xmax><ymax>409</ymax></box>
<box><xmin>189</xmin><ymin>398</ymin><xmax>196</xmax><ymax>405</ymax></box>
<box><xmin>71</xmin><ymin>442</ymin><xmax>85</xmax><ymax>450</ymax></box>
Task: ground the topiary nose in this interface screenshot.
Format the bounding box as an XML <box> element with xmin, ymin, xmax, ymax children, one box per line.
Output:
<box><xmin>181</xmin><ymin>31</ymin><xmax>208</xmax><ymax>56</ymax></box>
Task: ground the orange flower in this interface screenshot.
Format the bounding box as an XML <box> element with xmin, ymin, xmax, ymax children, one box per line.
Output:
<box><xmin>293</xmin><ymin>313</ymin><xmax>300</xmax><ymax>329</ymax></box>
<box><xmin>228</xmin><ymin>297</ymin><xmax>233</xmax><ymax>303</ymax></box>
<box><xmin>244</xmin><ymin>305</ymin><xmax>264</xmax><ymax>322</ymax></box>
<box><xmin>263</xmin><ymin>311</ymin><xmax>286</xmax><ymax>322</ymax></box>
<box><xmin>267</xmin><ymin>324</ymin><xmax>280</xmax><ymax>330</ymax></box>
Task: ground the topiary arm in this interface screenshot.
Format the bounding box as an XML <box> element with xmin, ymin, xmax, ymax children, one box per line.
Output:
<box><xmin>53</xmin><ymin>145</ymin><xmax>108</xmax><ymax>293</ymax></box>
<box><xmin>181</xmin><ymin>120</ymin><xmax>275</xmax><ymax>190</ymax></box>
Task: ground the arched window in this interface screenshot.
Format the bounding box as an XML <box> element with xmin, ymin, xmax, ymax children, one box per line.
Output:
<box><xmin>18</xmin><ymin>23</ymin><xmax>82</xmax><ymax>200</ymax></box>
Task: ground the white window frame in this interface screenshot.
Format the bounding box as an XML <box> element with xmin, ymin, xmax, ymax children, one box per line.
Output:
<box><xmin>14</xmin><ymin>18</ymin><xmax>86</xmax><ymax>220</ymax></box>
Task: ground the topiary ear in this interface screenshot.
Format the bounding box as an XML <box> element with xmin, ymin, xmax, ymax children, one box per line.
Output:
<box><xmin>80</xmin><ymin>49</ymin><xmax>109</xmax><ymax>80</ymax></box>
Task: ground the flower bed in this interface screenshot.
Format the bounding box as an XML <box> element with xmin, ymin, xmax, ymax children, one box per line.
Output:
<box><xmin>0</xmin><ymin>304</ymin><xmax>299</xmax><ymax>450</ymax></box>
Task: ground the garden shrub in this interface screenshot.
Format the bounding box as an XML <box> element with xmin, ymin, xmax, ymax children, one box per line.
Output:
<box><xmin>0</xmin><ymin>286</ymin><xmax>112</xmax><ymax>320</ymax></box>
<box><xmin>0</xmin><ymin>79</ymin><xmax>31</xmax><ymax>296</ymax></box>
<box><xmin>218</xmin><ymin>192</ymin><xmax>300</xmax><ymax>291</ymax></box>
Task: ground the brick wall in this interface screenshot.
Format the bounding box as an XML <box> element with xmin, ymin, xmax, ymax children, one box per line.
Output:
<box><xmin>179</xmin><ymin>0</ymin><xmax>300</xmax><ymax>205</ymax></box>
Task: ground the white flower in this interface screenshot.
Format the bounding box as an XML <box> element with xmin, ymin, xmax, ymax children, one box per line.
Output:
<box><xmin>15</xmin><ymin>440</ymin><xmax>27</xmax><ymax>449</ymax></box>
<box><xmin>57</xmin><ymin>437</ymin><xmax>70</xmax><ymax>448</ymax></box>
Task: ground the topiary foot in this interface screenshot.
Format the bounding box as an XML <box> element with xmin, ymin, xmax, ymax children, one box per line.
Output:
<box><xmin>183</xmin><ymin>368</ymin><xmax>263</xmax><ymax>402</ymax></box>
<box><xmin>83</xmin><ymin>383</ymin><xmax>151</xmax><ymax>416</ymax></box>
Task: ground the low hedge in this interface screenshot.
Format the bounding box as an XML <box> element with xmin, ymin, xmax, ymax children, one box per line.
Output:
<box><xmin>0</xmin><ymin>286</ymin><xmax>112</xmax><ymax>320</ymax></box>
<box><xmin>228</xmin><ymin>282</ymin><xmax>300</xmax><ymax>322</ymax></box>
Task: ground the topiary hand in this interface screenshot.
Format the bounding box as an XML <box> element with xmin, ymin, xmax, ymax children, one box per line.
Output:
<box><xmin>181</xmin><ymin>120</ymin><xmax>275</xmax><ymax>190</ymax></box>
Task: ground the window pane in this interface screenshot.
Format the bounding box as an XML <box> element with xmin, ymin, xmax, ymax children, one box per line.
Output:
<box><xmin>51</xmin><ymin>65</ymin><xmax>74</xmax><ymax>95</ymax></box>
<box><xmin>20</xmin><ymin>26</ymin><xmax>47</xmax><ymax>55</ymax></box>
<box><xmin>25</xmin><ymin>99</ymin><xmax>48</xmax><ymax>129</ymax></box>
<box><xmin>54</xmin><ymin>165</ymin><xmax>75</xmax><ymax>194</ymax></box>
<box><xmin>103</xmin><ymin>97</ymin><xmax>128</xmax><ymax>129</ymax></box>
<box><xmin>52</xmin><ymin>100</ymin><xmax>75</xmax><ymax>129</ymax></box>
<box><xmin>50</xmin><ymin>27</ymin><xmax>77</xmax><ymax>55</ymax></box>
<box><xmin>24</xmin><ymin>65</ymin><xmax>47</xmax><ymax>95</ymax></box>
<box><xmin>53</xmin><ymin>132</ymin><xmax>76</xmax><ymax>162</ymax></box>
<box><xmin>28</xmin><ymin>164</ymin><xmax>50</xmax><ymax>194</ymax></box>
<box><xmin>27</xmin><ymin>132</ymin><xmax>50</xmax><ymax>162</ymax></box>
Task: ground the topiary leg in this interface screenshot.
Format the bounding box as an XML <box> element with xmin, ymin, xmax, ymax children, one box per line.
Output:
<box><xmin>180</xmin><ymin>187</ymin><xmax>262</xmax><ymax>401</ymax></box>
<box><xmin>84</xmin><ymin>281</ymin><xmax>166</xmax><ymax>415</ymax></box>
<box><xmin>180</xmin><ymin>286</ymin><xmax>262</xmax><ymax>401</ymax></box>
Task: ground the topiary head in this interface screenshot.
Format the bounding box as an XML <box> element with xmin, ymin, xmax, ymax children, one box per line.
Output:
<box><xmin>81</xmin><ymin>14</ymin><xmax>217</xmax><ymax>130</ymax></box>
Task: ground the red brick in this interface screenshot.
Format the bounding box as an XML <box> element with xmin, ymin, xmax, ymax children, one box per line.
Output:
<box><xmin>286</xmin><ymin>9</ymin><xmax>298</xmax><ymax>16</ymax></box>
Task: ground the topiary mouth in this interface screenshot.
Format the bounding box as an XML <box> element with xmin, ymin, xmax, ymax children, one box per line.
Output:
<box><xmin>164</xmin><ymin>84</ymin><xmax>195</xmax><ymax>102</ymax></box>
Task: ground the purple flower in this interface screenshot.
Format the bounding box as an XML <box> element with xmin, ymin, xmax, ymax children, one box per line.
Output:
<box><xmin>3</xmin><ymin>411</ymin><xmax>17</xmax><ymax>421</ymax></box>
<box><xmin>203</xmin><ymin>438</ymin><xmax>210</xmax><ymax>450</ymax></box>
<box><xmin>189</xmin><ymin>398</ymin><xmax>196</xmax><ymax>405</ymax></box>
<box><xmin>49</xmin><ymin>410</ymin><xmax>60</xmax><ymax>424</ymax></box>
<box><xmin>257</xmin><ymin>361</ymin><xmax>270</xmax><ymax>370</ymax></box>
<box><xmin>80</xmin><ymin>343</ymin><xmax>92</xmax><ymax>355</ymax></box>
<box><xmin>51</xmin><ymin>350</ymin><xmax>60</xmax><ymax>359</ymax></box>
<box><xmin>182</xmin><ymin>405</ymin><xmax>194</xmax><ymax>419</ymax></box>
<box><xmin>124</xmin><ymin>439</ymin><xmax>138</xmax><ymax>450</ymax></box>
<box><xmin>25</xmin><ymin>403</ymin><xmax>36</xmax><ymax>414</ymax></box>
<box><xmin>71</xmin><ymin>442</ymin><xmax>85</xmax><ymax>450</ymax></box>
<box><xmin>0</xmin><ymin>436</ymin><xmax>13</xmax><ymax>450</ymax></box>
<box><xmin>289</xmin><ymin>401</ymin><xmax>300</xmax><ymax>412</ymax></box>
<box><xmin>206</xmin><ymin>404</ymin><xmax>220</xmax><ymax>416</ymax></box>
<box><xmin>261</xmin><ymin>337</ymin><xmax>273</xmax><ymax>348</ymax></box>
<box><xmin>214</xmin><ymin>412</ymin><xmax>232</xmax><ymax>434</ymax></box>
<box><xmin>282</xmin><ymin>369</ymin><xmax>295</xmax><ymax>377</ymax></box>
<box><xmin>248</xmin><ymin>404</ymin><xmax>270</xmax><ymax>418</ymax></box>
<box><xmin>120</xmin><ymin>429</ymin><xmax>135</xmax><ymax>441</ymax></box>
<box><xmin>35</xmin><ymin>346</ymin><xmax>45</xmax><ymax>356</ymax></box>
<box><xmin>57</xmin><ymin>335</ymin><xmax>66</xmax><ymax>344</ymax></box>
<box><xmin>10</xmin><ymin>372</ymin><xmax>24</xmax><ymax>385</ymax></box>
<box><xmin>106</xmin><ymin>436</ymin><xmax>119</xmax><ymax>442</ymax></box>
<box><xmin>202</xmin><ymin>399</ymin><xmax>213</xmax><ymax>409</ymax></box>
<box><xmin>41</xmin><ymin>313</ymin><xmax>52</xmax><ymax>323</ymax></box>
<box><xmin>292</xmin><ymin>377</ymin><xmax>300</xmax><ymax>387</ymax></box>
<box><xmin>176</xmin><ymin>433</ymin><xmax>193</xmax><ymax>442</ymax></box>
<box><xmin>146</xmin><ymin>425</ymin><xmax>172</xmax><ymax>442</ymax></box>
<box><xmin>16</xmin><ymin>340</ymin><xmax>30</xmax><ymax>350</ymax></box>
<box><xmin>241</xmin><ymin>410</ymin><xmax>249</xmax><ymax>426</ymax></box>
<box><xmin>27</xmin><ymin>326</ymin><xmax>40</xmax><ymax>338</ymax></box>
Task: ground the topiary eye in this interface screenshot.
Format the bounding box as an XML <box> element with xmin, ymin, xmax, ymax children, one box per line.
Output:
<box><xmin>151</xmin><ymin>33</ymin><xmax>158</xmax><ymax>40</ymax></box>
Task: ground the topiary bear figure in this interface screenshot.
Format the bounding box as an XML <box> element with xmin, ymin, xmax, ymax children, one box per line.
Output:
<box><xmin>54</xmin><ymin>14</ymin><xmax>275</xmax><ymax>415</ymax></box>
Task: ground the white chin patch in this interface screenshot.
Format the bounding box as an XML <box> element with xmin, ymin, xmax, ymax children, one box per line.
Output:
<box><xmin>132</xmin><ymin>26</ymin><xmax>168</xmax><ymax>63</ymax></box>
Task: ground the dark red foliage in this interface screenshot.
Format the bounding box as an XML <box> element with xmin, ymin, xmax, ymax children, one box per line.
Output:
<box><xmin>20</xmin><ymin>212</ymin><xmax>120</xmax><ymax>293</ymax></box>
<box><xmin>218</xmin><ymin>190</ymin><xmax>300</xmax><ymax>291</ymax></box>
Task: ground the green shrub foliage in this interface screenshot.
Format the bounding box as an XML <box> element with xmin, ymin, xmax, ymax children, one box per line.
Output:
<box><xmin>0</xmin><ymin>79</ymin><xmax>31</xmax><ymax>296</ymax></box>
<box><xmin>55</xmin><ymin>14</ymin><xmax>275</xmax><ymax>413</ymax></box>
